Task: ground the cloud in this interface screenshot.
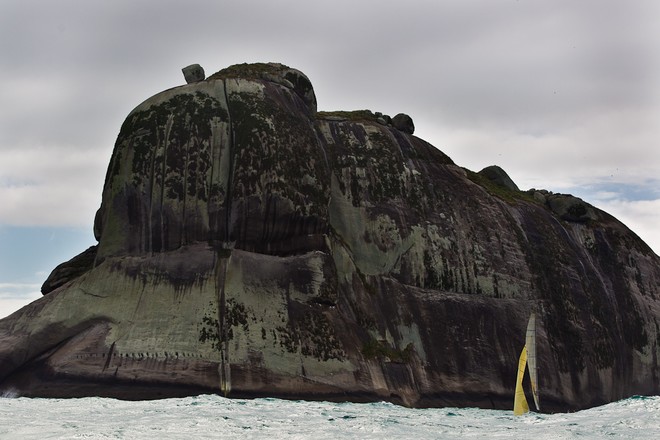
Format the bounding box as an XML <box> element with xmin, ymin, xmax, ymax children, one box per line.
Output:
<box><xmin>0</xmin><ymin>293</ymin><xmax>43</xmax><ymax>319</ymax></box>
<box><xmin>0</xmin><ymin>268</ymin><xmax>47</xmax><ymax>319</ymax></box>
<box><xmin>593</xmin><ymin>198</ymin><xmax>660</xmax><ymax>256</ymax></box>
<box><xmin>0</xmin><ymin>0</ymin><xmax>658</xmax><ymax>251</ymax></box>
<box><xmin>432</xmin><ymin>106</ymin><xmax>660</xmax><ymax>190</ymax></box>
<box><xmin>0</xmin><ymin>146</ymin><xmax>105</xmax><ymax>226</ymax></box>
<box><xmin>0</xmin><ymin>282</ymin><xmax>41</xmax><ymax>300</ymax></box>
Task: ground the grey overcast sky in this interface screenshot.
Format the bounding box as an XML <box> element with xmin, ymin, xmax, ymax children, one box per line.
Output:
<box><xmin>1</xmin><ymin>0</ymin><xmax>659</xmax><ymax>317</ymax></box>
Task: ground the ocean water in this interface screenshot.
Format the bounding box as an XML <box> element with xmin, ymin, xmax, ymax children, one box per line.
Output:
<box><xmin>0</xmin><ymin>393</ymin><xmax>658</xmax><ymax>439</ymax></box>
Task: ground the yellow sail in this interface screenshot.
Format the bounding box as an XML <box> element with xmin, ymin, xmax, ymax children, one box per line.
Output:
<box><xmin>526</xmin><ymin>313</ymin><xmax>540</xmax><ymax>411</ymax></box>
<box><xmin>513</xmin><ymin>344</ymin><xmax>529</xmax><ymax>415</ymax></box>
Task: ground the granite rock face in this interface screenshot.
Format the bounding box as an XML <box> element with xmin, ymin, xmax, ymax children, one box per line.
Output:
<box><xmin>1</xmin><ymin>63</ymin><xmax>659</xmax><ymax>411</ymax></box>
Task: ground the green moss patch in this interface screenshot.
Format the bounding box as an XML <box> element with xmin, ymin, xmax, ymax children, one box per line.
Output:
<box><xmin>316</xmin><ymin>110</ymin><xmax>379</xmax><ymax>123</ymax></box>
<box><xmin>361</xmin><ymin>339</ymin><xmax>414</xmax><ymax>363</ymax></box>
<box><xmin>208</xmin><ymin>62</ymin><xmax>293</xmax><ymax>81</ymax></box>
<box><xmin>464</xmin><ymin>168</ymin><xmax>536</xmax><ymax>204</ymax></box>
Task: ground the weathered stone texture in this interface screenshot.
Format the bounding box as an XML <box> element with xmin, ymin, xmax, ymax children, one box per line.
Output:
<box><xmin>392</xmin><ymin>113</ymin><xmax>415</xmax><ymax>134</ymax></box>
<box><xmin>1</xmin><ymin>63</ymin><xmax>659</xmax><ymax>411</ymax></box>
<box><xmin>182</xmin><ymin>64</ymin><xmax>205</xmax><ymax>83</ymax></box>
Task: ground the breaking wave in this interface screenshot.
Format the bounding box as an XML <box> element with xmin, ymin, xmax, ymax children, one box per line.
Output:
<box><xmin>0</xmin><ymin>394</ymin><xmax>658</xmax><ymax>439</ymax></box>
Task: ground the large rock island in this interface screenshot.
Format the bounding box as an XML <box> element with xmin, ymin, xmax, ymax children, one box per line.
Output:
<box><xmin>1</xmin><ymin>63</ymin><xmax>659</xmax><ymax>411</ymax></box>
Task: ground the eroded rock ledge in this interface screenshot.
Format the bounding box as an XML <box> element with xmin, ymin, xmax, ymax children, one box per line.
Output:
<box><xmin>2</xmin><ymin>62</ymin><xmax>659</xmax><ymax>411</ymax></box>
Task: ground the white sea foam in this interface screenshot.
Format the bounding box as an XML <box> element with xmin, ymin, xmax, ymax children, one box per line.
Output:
<box><xmin>0</xmin><ymin>394</ymin><xmax>658</xmax><ymax>439</ymax></box>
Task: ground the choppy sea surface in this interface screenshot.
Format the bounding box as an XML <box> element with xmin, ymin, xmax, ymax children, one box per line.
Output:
<box><xmin>1</xmin><ymin>393</ymin><xmax>658</xmax><ymax>439</ymax></box>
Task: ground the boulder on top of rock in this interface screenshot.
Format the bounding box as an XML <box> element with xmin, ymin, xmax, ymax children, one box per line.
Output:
<box><xmin>182</xmin><ymin>64</ymin><xmax>205</xmax><ymax>83</ymax></box>
<box><xmin>478</xmin><ymin>165</ymin><xmax>520</xmax><ymax>192</ymax></box>
<box><xmin>208</xmin><ymin>62</ymin><xmax>317</xmax><ymax>115</ymax></box>
<box><xmin>374</xmin><ymin>112</ymin><xmax>392</xmax><ymax>126</ymax></box>
<box><xmin>41</xmin><ymin>245</ymin><xmax>98</xmax><ymax>295</ymax></box>
<box><xmin>392</xmin><ymin>113</ymin><xmax>414</xmax><ymax>134</ymax></box>
<box><xmin>546</xmin><ymin>193</ymin><xmax>599</xmax><ymax>223</ymax></box>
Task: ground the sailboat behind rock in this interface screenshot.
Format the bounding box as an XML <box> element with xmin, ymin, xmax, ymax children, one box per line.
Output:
<box><xmin>514</xmin><ymin>313</ymin><xmax>540</xmax><ymax>415</ymax></box>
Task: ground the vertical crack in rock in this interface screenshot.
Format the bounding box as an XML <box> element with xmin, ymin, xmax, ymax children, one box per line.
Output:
<box><xmin>102</xmin><ymin>342</ymin><xmax>116</xmax><ymax>372</ymax></box>
<box><xmin>215</xmin><ymin>78</ymin><xmax>235</xmax><ymax>396</ymax></box>
<box><xmin>147</xmin><ymin>126</ymin><xmax>157</xmax><ymax>254</ymax></box>
<box><xmin>181</xmin><ymin>131</ymin><xmax>189</xmax><ymax>247</ymax></box>
<box><xmin>223</xmin><ymin>78</ymin><xmax>235</xmax><ymax>245</ymax></box>
<box><xmin>160</xmin><ymin>115</ymin><xmax>174</xmax><ymax>252</ymax></box>
<box><xmin>215</xmin><ymin>253</ymin><xmax>231</xmax><ymax>396</ymax></box>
